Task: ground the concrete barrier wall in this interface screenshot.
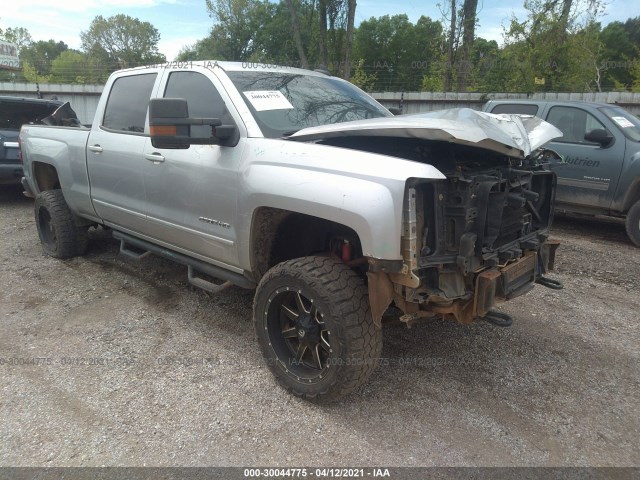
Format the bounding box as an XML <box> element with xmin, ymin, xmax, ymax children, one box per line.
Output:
<box><xmin>2</xmin><ymin>82</ymin><xmax>639</xmax><ymax>122</ymax></box>
<box><xmin>0</xmin><ymin>82</ymin><xmax>103</xmax><ymax>124</ymax></box>
<box><xmin>371</xmin><ymin>91</ymin><xmax>640</xmax><ymax>116</ymax></box>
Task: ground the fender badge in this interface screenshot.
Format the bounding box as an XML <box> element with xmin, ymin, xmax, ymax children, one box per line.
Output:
<box><xmin>198</xmin><ymin>217</ymin><xmax>231</xmax><ymax>228</ymax></box>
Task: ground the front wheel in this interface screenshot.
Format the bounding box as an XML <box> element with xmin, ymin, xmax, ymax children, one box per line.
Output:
<box><xmin>34</xmin><ymin>189</ymin><xmax>88</xmax><ymax>258</ymax></box>
<box><xmin>626</xmin><ymin>200</ymin><xmax>640</xmax><ymax>247</ymax></box>
<box><xmin>253</xmin><ymin>256</ymin><xmax>382</xmax><ymax>401</ymax></box>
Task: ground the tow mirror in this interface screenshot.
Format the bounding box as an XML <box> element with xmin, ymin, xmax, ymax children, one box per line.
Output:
<box><xmin>584</xmin><ymin>128</ymin><xmax>613</xmax><ymax>147</ymax></box>
<box><xmin>149</xmin><ymin>98</ymin><xmax>238</xmax><ymax>149</ymax></box>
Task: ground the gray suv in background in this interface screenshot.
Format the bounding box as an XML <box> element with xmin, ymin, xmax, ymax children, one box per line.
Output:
<box><xmin>483</xmin><ymin>100</ymin><xmax>640</xmax><ymax>246</ymax></box>
<box><xmin>0</xmin><ymin>96</ymin><xmax>62</xmax><ymax>185</ymax></box>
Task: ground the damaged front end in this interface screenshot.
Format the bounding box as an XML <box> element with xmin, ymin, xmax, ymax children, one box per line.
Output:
<box><xmin>368</xmin><ymin>150</ymin><xmax>562</xmax><ymax>326</ymax></box>
<box><xmin>370</xmin><ymin>114</ymin><xmax>562</xmax><ymax>326</ymax></box>
<box><xmin>292</xmin><ymin>108</ymin><xmax>564</xmax><ymax>327</ymax></box>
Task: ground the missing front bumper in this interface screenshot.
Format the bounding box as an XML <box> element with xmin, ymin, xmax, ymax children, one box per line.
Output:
<box><xmin>368</xmin><ymin>243</ymin><xmax>562</xmax><ymax>326</ymax></box>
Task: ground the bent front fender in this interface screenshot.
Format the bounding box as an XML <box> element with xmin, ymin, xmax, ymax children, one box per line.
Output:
<box><xmin>236</xmin><ymin>139</ymin><xmax>445</xmax><ymax>270</ymax></box>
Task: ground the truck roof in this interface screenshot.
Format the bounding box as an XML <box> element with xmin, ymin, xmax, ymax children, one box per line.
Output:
<box><xmin>113</xmin><ymin>60</ymin><xmax>331</xmax><ymax>78</ymax></box>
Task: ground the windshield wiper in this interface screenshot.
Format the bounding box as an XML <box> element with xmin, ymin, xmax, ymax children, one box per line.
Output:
<box><xmin>281</xmin><ymin>130</ymin><xmax>300</xmax><ymax>137</ymax></box>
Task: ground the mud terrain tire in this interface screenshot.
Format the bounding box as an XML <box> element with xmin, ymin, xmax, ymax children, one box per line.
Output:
<box><xmin>254</xmin><ymin>256</ymin><xmax>382</xmax><ymax>401</ymax></box>
<box><xmin>35</xmin><ymin>189</ymin><xmax>88</xmax><ymax>258</ymax></box>
<box><xmin>626</xmin><ymin>200</ymin><xmax>640</xmax><ymax>247</ymax></box>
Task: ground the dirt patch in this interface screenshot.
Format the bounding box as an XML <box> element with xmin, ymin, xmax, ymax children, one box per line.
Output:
<box><xmin>0</xmin><ymin>185</ymin><xmax>638</xmax><ymax>466</ymax></box>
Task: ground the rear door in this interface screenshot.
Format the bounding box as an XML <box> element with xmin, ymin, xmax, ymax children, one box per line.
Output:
<box><xmin>87</xmin><ymin>72</ymin><xmax>160</xmax><ymax>231</ymax></box>
<box><xmin>141</xmin><ymin>68</ymin><xmax>245</xmax><ymax>270</ymax></box>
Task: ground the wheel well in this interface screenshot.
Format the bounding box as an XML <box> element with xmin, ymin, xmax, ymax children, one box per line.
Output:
<box><xmin>250</xmin><ymin>207</ymin><xmax>363</xmax><ymax>282</ymax></box>
<box><xmin>32</xmin><ymin>162</ymin><xmax>60</xmax><ymax>192</ymax></box>
<box><xmin>623</xmin><ymin>179</ymin><xmax>640</xmax><ymax>212</ymax></box>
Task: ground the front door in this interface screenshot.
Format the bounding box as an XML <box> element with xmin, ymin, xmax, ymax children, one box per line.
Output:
<box><xmin>544</xmin><ymin>105</ymin><xmax>624</xmax><ymax>211</ymax></box>
<box><xmin>142</xmin><ymin>69</ymin><xmax>244</xmax><ymax>270</ymax></box>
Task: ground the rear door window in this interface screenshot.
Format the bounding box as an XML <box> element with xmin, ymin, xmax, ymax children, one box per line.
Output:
<box><xmin>102</xmin><ymin>73</ymin><xmax>157</xmax><ymax>134</ymax></box>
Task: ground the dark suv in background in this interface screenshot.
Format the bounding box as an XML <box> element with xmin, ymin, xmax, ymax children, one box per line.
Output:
<box><xmin>483</xmin><ymin>99</ymin><xmax>640</xmax><ymax>246</ymax></box>
<box><xmin>1</xmin><ymin>96</ymin><xmax>62</xmax><ymax>185</ymax></box>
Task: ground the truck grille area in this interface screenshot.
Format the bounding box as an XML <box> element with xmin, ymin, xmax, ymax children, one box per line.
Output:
<box><xmin>418</xmin><ymin>166</ymin><xmax>555</xmax><ymax>266</ymax></box>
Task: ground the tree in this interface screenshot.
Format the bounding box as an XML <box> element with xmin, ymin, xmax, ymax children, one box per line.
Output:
<box><xmin>502</xmin><ymin>0</ymin><xmax>607</xmax><ymax>92</ymax></box>
<box><xmin>19</xmin><ymin>40</ymin><xmax>68</xmax><ymax>77</ymax></box>
<box><xmin>251</xmin><ymin>1</ymin><xmax>303</xmax><ymax>64</ymax></box>
<box><xmin>439</xmin><ymin>0</ymin><xmax>479</xmax><ymax>91</ymax></box>
<box><xmin>353</xmin><ymin>15</ymin><xmax>443</xmax><ymax>91</ymax></box>
<box><xmin>623</xmin><ymin>17</ymin><xmax>640</xmax><ymax>91</ymax></box>
<box><xmin>0</xmin><ymin>26</ymin><xmax>33</xmax><ymax>82</ymax></box>
<box><xmin>447</xmin><ymin>36</ymin><xmax>503</xmax><ymax>92</ymax></box>
<box><xmin>182</xmin><ymin>0</ymin><xmax>309</xmax><ymax>66</ymax></box>
<box><xmin>49</xmin><ymin>50</ymin><xmax>104</xmax><ymax>84</ymax></box>
<box><xmin>599</xmin><ymin>19</ymin><xmax>640</xmax><ymax>89</ymax></box>
<box><xmin>203</xmin><ymin>0</ymin><xmax>277</xmax><ymax>61</ymax></box>
<box><xmin>350</xmin><ymin>59</ymin><xmax>377</xmax><ymax>91</ymax></box>
<box><xmin>343</xmin><ymin>0</ymin><xmax>356</xmax><ymax>79</ymax></box>
<box><xmin>1</xmin><ymin>27</ymin><xmax>32</xmax><ymax>51</ymax></box>
<box><xmin>284</xmin><ymin>0</ymin><xmax>309</xmax><ymax>68</ymax></box>
<box><xmin>172</xmin><ymin>0</ymin><xmax>640</xmax><ymax>93</ymax></box>
<box><xmin>443</xmin><ymin>0</ymin><xmax>459</xmax><ymax>91</ymax></box>
<box><xmin>80</xmin><ymin>14</ymin><xmax>165</xmax><ymax>68</ymax></box>
<box><xmin>318</xmin><ymin>0</ymin><xmax>329</xmax><ymax>66</ymax></box>
<box><xmin>20</xmin><ymin>62</ymin><xmax>49</xmax><ymax>83</ymax></box>
<box><xmin>318</xmin><ymin>0</ymin><xmax>351</xmax><ymax>73</ymax></box>
<box><xmin>455</xmin><ymin>0</ymin><xmax>478</xmax><ymax>91</ymax></box>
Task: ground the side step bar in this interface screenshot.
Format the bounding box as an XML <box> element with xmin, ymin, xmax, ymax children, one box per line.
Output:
<box><xmin>187</xmin><ymin>265</ymin><xmax>233</xmax><ymax>294</ymax></box>
<box><xmin>113</xmin><ymin>231</ymin><xmax>255</xmax><ymax>291</ymax></box>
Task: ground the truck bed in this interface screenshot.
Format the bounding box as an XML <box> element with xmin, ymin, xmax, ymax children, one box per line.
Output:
<box><xmin>20</xmin><ymin>124</ymin><xmax>95</xmax><ymax>219</ymax></box>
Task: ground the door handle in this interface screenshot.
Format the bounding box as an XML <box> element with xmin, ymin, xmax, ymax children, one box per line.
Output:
<box><xmin>144</xmin><ymin>153</ymin><xmax>165</xmax><ymax>163</ymax></box>
<box><xmin>88</xmin><ymin>145</ymin><xmax>103</xmax><ymax>153</ymax></box>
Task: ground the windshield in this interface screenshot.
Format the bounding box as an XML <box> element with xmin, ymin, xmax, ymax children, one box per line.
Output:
<box><xmin>226</xmin><ymin>71</ymin><xmax>391</xmax><ymax>138</ymax></box>
<box><xmin>599</xmin><ymin>106</ymin><xmax>640</xmax><ymax>142</ymax></box>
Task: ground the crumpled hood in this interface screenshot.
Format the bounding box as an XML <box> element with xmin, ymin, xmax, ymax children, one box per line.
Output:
<box><xmin>289</xmin><ymin>108</ymin><xmax>562</xmax><ymax>158</ymax></box>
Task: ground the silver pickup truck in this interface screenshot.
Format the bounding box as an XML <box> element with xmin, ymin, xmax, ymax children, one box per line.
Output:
<box><xmin>20</xmin><ymin>62</ymin><xmax>562</xmax><ymax>400</ymax></box>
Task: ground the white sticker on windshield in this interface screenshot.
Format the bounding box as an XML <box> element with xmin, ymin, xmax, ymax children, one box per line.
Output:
<box><xmin>611</xmin><ymin>116</ymin><xmax>635</xmax><ymax>128</ymax></box>
<box><xmin>243</xmin><ymin>91</ymin><xmax>294</xmax><ymax>111</ymax></box>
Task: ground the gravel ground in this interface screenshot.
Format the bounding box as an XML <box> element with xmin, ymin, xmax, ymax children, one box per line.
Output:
<box><xmin>0</xmin><ymin>184</ymin><xmax>638</xmax><ymax>467</ymax></box>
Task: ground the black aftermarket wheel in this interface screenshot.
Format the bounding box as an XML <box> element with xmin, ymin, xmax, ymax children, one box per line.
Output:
<box><xmin>253</xmin><ymin>256</ymin><xmax>382</xmax><ymax>401</ymax></box>
<box><xmin>35</xmin><ymin>189</ymin><xmax>88</xmax><ymax>259</ymax></box>
<box><xmin>625</xmin><ymin>200</ymin><xmax>640</xmax><ymax>247</ymax></box>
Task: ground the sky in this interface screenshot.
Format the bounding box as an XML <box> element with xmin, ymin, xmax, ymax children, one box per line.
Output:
<box><xmin>0</xmin><ymin>0</ymin><xmax>637</xmax><ymax>61</ymax></box>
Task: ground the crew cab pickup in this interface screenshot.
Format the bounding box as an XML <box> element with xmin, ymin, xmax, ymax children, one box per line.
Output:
<box><xmin>484</xmin><ymin>99</ymin><xmax>640</xmax><ymax>246</ymax></box>
<box><xmin>20</xmin><ymin>62</ymin><xmax>562</xmax><ymax>400</ymax></box>
<box><xmin>0</xmin><ymin>96</ymin><xmax>62</xmax><ymax>184</ymax></box>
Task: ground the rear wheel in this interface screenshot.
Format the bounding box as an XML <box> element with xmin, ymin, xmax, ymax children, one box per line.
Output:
<box><xmin>253</xmin><ymin>256</ymin><xmax>382</xmax><ymax>401</ymax></box>
<box><xmin>35</xmin><ymin>189</ymin><xmax>88</xmax><ymax>258</ymax></box>
<box><xmin>625</xmin><ymin>200</ymin><xmax>640</xmax><ymax>247</ymax></box>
